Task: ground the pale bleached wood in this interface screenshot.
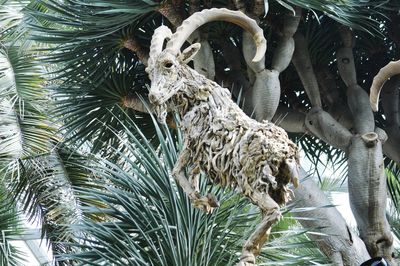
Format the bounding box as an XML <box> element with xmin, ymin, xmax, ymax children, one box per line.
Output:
<box><xmin>147</xmin><ymin>9</ymin><xmax>300</xmax><ymax>266</ymax></box>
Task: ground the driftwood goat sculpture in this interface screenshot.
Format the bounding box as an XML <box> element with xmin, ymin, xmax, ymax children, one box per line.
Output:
<box><xmin>146</xmin><ymin>8</ymin><xmax>300</xmax><ymax>265</ymax></box>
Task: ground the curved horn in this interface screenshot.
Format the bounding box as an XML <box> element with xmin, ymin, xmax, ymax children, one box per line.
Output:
<box><xmin>165</xmin><ymin>8</ymin><xmax>266</xmax><ymax>63</ymax></box>
<box><xmin>146</xmin><ymin>25</ymin><xmax>173</xmax><ymax>72</ymax></box>
<box><xmin>370</xmin><ymin>60</ymin><xmax>400</xmax><ymax>111</ymax></box>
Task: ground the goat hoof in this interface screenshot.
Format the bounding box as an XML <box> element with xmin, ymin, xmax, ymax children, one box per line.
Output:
<box><xmin>206</xmin><ymin>193</ymin><xmax>219</xmax><ymax>207</ymax></box>
<box><xmin>237</xmin><ymin>253</ymin><xmax>256</xmax><ymax>266</ymax></box>
<box><xmin>192</xmin><ymin>194</ymin><xmax>219</xmax><ymax>213</ymax></box>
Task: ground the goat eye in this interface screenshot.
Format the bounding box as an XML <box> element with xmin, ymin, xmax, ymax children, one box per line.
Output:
<box><xmin>164</xmin><ymin>62</ymin><xmax>173</xmax><ymax>69</ymax></box>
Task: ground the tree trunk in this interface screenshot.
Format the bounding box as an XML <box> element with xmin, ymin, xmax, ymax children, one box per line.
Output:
<box><xmin>293</xmin><ymin>167</ymin><xmax>371</xmax><ymax>266</ymax></box>
<box><xmin>347</xmin><ymin>133</ymin><xmax>394</xmax><ymax>262</ymax></box>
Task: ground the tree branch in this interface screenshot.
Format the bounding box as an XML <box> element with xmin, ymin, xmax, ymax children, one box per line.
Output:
<box><xmin>243</xmin><ymin>9</ymin><xmax>300</xmax><ymax>121</ymax></box>
<box><xmin>305</xmin><ymin>107</ymin><xmax>352</xmax><ymax>150</ymax></box>
<box><xmin>271</xmin><ymin>8</ymin><xmax>301</xmax><ymax>73</ymax></box>
<box><xmin>292</xmin><ymin>33</ymin><xmax>322</xmax><ymax>107</ymax></box>
<box><xmin>337</xmin><ymin>28</ymin><xmax>374</xmax><ymax>134</ymax></box>
<box><xmin>335</xmin><ymin>27</ymin><xmax>395</xmax><ymax>262</ymax></box>
<box><xmin>315</xmin><ymin>68</ymin><xmax>355</xmax><ymax>131</ymax></box>
<box><xmin>272</xmin><ymin>105</ymin><xmax>306</xmax><ymax>133</ymax></box>
<box><xmin>292</xmin><ymin>167</ymin><xmax>371</xmax><ymax>265</ymax></box>
<box><xmin>347</xmin><ymin>133</ymin><xmax>394</xmax><ymax>262</ymax></box>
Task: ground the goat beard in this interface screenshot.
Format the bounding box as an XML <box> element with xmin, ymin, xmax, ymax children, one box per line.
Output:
<box><xmin>155</xmin><ymin>104</ymin><xmax>168</xmax><ymax>124</ymax></box>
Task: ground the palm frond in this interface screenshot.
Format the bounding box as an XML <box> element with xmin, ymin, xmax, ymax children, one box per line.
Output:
<box><xmin>52</xmin><ymin>63</ymin><xmax>154</xmax><ymax>153</ymax></box>
<box><xmin>275</xmin><ymin>0</ymin><xmax>393</xmax><ymax>36</ymax></box>
<box><xmin>0</xmin><ymin>184</ymin><xmax>26</xmax><ymax>266</ymax></box>
<box><xmin>0</xmin><ymin>46</ymin><xmax>55</xmax><ymax>173</ymax></box>
<box><xmin>28</xmin><ymin>0</ymin><xmax>158</xmax><ymax>85</ymax></box>
<box><xmin>386</xmin><ymin>161</ymin><xmax>400</xmax><ymax>212</ymax></box>
<box><xmin>9</xmin><ymin>142</ymin><xmax>106</xmax><ymax>264</ymax></box>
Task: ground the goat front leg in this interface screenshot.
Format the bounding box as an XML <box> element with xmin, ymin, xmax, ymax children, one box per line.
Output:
<box><xmin>238</xmin><ymin>191</ymin><xmax>281</xmax><ymax>266</ymax></box>
<box><xmin>172</xmin><ymin>150</ymin><xmax>219</xmax><ymax>213</ymax></box>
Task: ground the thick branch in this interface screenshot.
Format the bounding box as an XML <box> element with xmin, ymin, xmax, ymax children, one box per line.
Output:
<box><xmin>346</xmin><ymin>84</ymin><xmax>375</xmax><ymax>134</ymax></box>
<box><xmin>315</xmin><ymin>68</ymin><xmax>341</xmax><ymax>108</ymax></box>
<box><xmin>347</xmin><ymin>133</ymin><xmax>394</xmax><ymax>262</ymax></box>
<box><xmin>293</xmin><ymin>167</ymin><xmax>370</xmax><ymax>265</ymax></box>
<box><xmin>271</xmin><ymin>8</ymin><xmax>301</xmax><ymax>73</ymax></box>
<box><xmin>272</xmin><ymin>106</ymin><xmax>306</xmax><ymax>133</ymax></box>
<box><xmin>292</xmin><ymin>33</ymin><xmax>322</xmax><ymax>107</ymax></box>
<box><xmin>315</xmin><ymin>68</ymin><xmax>355</xmax><ymax>130</ymax></box>
<box><xmin>244</xmin><ymin>10</ymin><xmax>300</xmax><ymax>121</ymax></box>
<box><xmin>337</xmin><ymin>29</ymin><xmax>374</xmax><ymax>134</ymax></box>
<box><xmin>251</xmin><ymin>69</ymin><xmax>280</xmax><ymax>121</ymax></box>
<box><xmin>305</xmin><ymin>107</ymin><xmax>352</xmax><ymax>150</ymax></box>
<box><xmin>336</xmin><ymin>47</ymin><xmax>357</xmax><ymax>87</ymax></box>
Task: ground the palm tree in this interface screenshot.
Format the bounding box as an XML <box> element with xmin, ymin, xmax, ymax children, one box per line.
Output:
<box><xmin>1</xmin><ymin>0</ymin><xmax>400</xmax><ymax>265</ymax></box>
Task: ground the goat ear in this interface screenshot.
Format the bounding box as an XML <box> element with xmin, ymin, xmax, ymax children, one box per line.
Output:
<box><xmin>179</xmin><ymin>43</ymin><xmax>201</xmax><ymax>64</ymax></box>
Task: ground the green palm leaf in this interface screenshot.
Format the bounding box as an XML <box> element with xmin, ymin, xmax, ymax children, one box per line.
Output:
<box><xmin>0</xmin><ymin>46</ymin><xmax>54</xmax><ymax>169</ymax></box>
<box><xmin>0</xmin><ymin>184</ymin><xmax>26</xmax><ymax>266</ymax></box>
<box><xmin>28</xmin><ymin>0</ymin><xmax>157</xmax><ymax>85</ymax></box>
<box><xmin>275</xmin><ymin>0</ymin><xmax>395</xmax><ymax>35</ymax></box>
<box><xmin>53</xmin><ymin>63</ymin><xmax>154</xmax><ymax>153</ymax></box>
<box><xmin>8</xmin><ymin>139</ymin><xmax>112</xmax><ymax>263</ymax></box>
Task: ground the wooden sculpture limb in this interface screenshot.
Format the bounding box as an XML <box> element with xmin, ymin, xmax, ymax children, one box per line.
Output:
<box><xmin>238</xmin><ymin>191</ymin><xmax>280</xmax><ymax>266</ymax></box>
<box><xmin>172</xmin><ymin>148</ymin><xmax>219</xmax><ymax>213</ymax></box>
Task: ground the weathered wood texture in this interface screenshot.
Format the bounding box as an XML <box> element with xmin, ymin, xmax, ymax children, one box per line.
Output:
<box><xmin>146</xmin><ymin>8</ymin><xmax>300</xmax><ymax>266</ymax></box>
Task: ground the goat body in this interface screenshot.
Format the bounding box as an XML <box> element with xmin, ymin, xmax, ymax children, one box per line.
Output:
<box><xmin>173</xmin><ymin>67</ymin><xmax>299</xmax><ymax>206</ymax></box>
<box><xmin>146</xmin><ymin>8</ymin><xmax>300</xmax><ymax>265</ymax></box>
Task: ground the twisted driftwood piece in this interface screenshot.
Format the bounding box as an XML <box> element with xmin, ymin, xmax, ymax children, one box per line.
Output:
<box><xmin>146</xmin><ymin>8</ymin><xmax>300</xmax><ymax>265</ymax></box>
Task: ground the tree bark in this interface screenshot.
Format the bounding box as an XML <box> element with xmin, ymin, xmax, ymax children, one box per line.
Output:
<box><xmin>292</xmin><ymin>33</ymin><xmax>322</xmax><ymax>108</ymax></box>
<box><xmin>337</xmin><ymin>27</ymin><xmax>395</xmax><ymax>263</ymax></box>
<box><xmin>347</xmin><ymin>132</ymin><xmax>394</xmax><ymax>262</ymax></box>
<box><xmin>292</xmin><ymin>167</ymin><xmax>371</xmax><ymax>266</ymax></box>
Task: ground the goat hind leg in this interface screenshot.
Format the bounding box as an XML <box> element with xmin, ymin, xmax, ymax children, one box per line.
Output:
<box><xmin>238</xmin><ymin>193</ymin><xmax>281</xmax><ymax>266</ymax></box>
